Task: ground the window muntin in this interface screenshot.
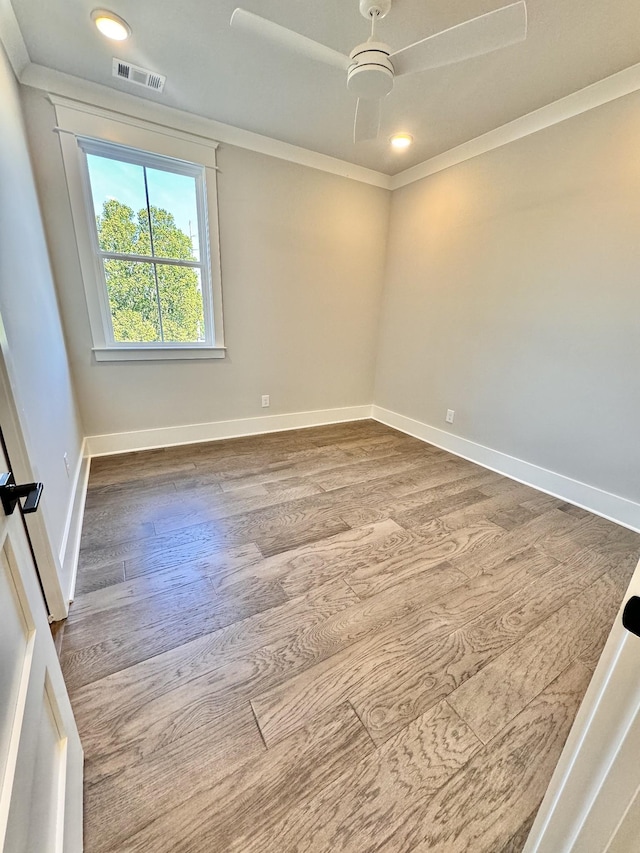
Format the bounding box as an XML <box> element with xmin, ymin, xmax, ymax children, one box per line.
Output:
<box><xmin>80</xmin><ymin>140</ymin><xmax>214</xmax><ymax>348</ymax></box>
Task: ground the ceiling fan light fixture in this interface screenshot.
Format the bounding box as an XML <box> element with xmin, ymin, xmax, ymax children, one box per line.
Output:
<box><xmin>390</xmin><ymin>133</ymin><xmax>413</xmax><ymax>150</ymax></box>
<box><xmin>91</xmin><ymin>9</ymin><xmax>131</xmax><ymax>41</ymax></box>
<box><xmin>230</xmin><ymin>1</ymin><xmax>528</xmax><ymax>144</ymax></box>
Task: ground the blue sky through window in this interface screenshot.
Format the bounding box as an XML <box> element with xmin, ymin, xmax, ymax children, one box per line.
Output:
<box><xmin>86</xmin><ymin>154</ymin><xmax>201</xmax><ymax>259</ymax></box>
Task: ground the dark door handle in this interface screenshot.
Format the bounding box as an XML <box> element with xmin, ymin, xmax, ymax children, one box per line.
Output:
<box><xmin>0</xmin><ymin>472</ymin><xmax>44</xmax><ymax>516</ymax></box>
<box><xmin>622</xmin><ymin>596</ymin><xmax>640</xmax><ymax>638</ymax></box>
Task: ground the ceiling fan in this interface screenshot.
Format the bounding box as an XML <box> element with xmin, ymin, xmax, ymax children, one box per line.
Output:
<box><xmin>230</xmin><ymin>0</ymin><xmax>528</xmax><ymax>143</ymax></box>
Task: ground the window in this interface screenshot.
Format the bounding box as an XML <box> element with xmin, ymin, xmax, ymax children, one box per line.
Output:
<box><xmin>83</xmin><ymin>141</ymin><xmax>211</xmax><ymax>347</ymax></box>
<box><xmin>55</xmin><ymin>101</ymin><xmax>224</xmax><ymax>360</ymax></box>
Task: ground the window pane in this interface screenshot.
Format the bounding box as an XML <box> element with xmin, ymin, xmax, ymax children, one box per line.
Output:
<box><xmin>156</xmin><ymin>264</ymin><xmax>205</xmax><ymax>342</ymax></box>
<box><xmin>146</xmin><ymin>169</ymin><xmax>200</xmax><ymax>261</ymax></box>
<box><xmin>103</xmin><ymin>260</ymin><xmax>161</xmax><ymax>342</ymax></box>
<box><xmin>86</xmin><ymin>155</ymin><xmax>152</xmax><ymax>255</ymax></box>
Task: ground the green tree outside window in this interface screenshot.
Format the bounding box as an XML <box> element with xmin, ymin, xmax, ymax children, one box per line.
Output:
<box><xmin>96</xmin><ymin>198</ymin><xmax>205</xmax><ymax>343</ymax></box>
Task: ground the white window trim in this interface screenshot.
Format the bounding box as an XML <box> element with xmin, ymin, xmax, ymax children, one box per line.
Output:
<box><xmin>54</xmin><ymin>101</ymin><xmax>225</xmax><ymax>361</ymax></box>
<box><xmin>78</xmin><ymin>138</ymin><xmax>217</xmax><ymax>352</ymax></box>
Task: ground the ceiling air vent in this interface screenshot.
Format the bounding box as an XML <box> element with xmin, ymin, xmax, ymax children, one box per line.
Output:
<box><xmin>112</xmin><ymin>59</ymin><xmax>166</xmax><ymax>92</ymax></box>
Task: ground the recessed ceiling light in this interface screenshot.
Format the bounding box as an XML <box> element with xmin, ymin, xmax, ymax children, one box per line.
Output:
<box><xmin>390</xmin><ymin>133</ymin><xmax>413</xmax><ymax>150</ymax></box>
<box><xmin>91</xmin><ymin>9</ymin><xmax>131</xmax><ymax>41</ymax></box>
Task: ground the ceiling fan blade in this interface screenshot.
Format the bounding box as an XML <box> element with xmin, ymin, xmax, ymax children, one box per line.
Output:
<box><xmin>230</xmin><ymin>9</ymin><xmax>351</xmax><ymax>72</ymax></box>
<box><xmin>390</xmin><ymin>0</ymin><xmax>527</xmax><ymax>77</ymax></box>
<box><xmin>353</xmin><ymin>98</ymin><xmax>381</xmax><ymax>143</ymax></box>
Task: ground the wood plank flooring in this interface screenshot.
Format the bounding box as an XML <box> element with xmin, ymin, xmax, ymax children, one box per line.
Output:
<box><xmin>61</xmin><ymin>420</ymin><xmax>640</xmax><ymax>853</ymax></box>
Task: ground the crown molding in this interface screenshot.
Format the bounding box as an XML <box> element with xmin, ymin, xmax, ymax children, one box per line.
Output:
<box><xmin>20</xmin><ymin>63</ymin><xmax>393</xmax><ymax>190</ymax></box>
<box><xmin>13</xmin><ymin>51</ymin><xmax>640</xmax><ymax>193</ymax></box>
<box><xmin>0</xmin><ymin>0</ymin><xmax>29</xmax><ymax>76</ymax></box>
<box><xmin>390</xmin><ymin>61</ymin><xmax>640</xmax><ymax>190</ymax></box>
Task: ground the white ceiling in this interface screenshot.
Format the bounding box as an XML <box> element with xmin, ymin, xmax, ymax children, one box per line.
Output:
<box><xmin>10</xmin><ymin>0</ymin><xmax>640</xmax><ymax>174</ymax></box>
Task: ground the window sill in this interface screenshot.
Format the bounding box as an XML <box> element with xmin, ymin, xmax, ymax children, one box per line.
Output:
<box><xmin>93</xmin><ymin>346</ymin><xmax>226</xmax><ymax>362</ymax></box>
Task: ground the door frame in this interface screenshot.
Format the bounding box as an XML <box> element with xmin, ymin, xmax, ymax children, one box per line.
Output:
<box><xmin>0</xmin><ymin>317</ymin><xmax>69</xmax><ymax>620</ymax></box>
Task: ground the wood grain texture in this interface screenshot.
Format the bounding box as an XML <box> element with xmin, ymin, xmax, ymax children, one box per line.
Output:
<box><xmin>448</xmin><ymin>572</ymin><xmax>622</xmax><ymax>743</ymax></box>
<box><xmin>407</xmin><ymin>661</ymin><xmax>593</xmax><ymax>853</ymax></box>
<box><xmin>84</xmin><ymin>703</ymin><xmax>267</xmax><ymax>853</ymax></box>
<box><xmin>115</xmin><ymin>704</ymin><xmax>374</xmax><ymax>853</ymax></box>
<box><xmin>252</xmin><ymin>547</ymin><xmax>564</xmax><ymax>746</ymax></box>
<box><xmin>497</xmin><ymin>812</ymin><xmax>540</xmax><ymax>853</ymax></box>
<box><xmin>214</xmin><ymin>518</ymin><xmax>408</xmax><ymax>595</ymax></box>
<box><xmin>73</xmin><ymin>560</ymin><xmax>125</xmax><ymax>595</ymax></box>
<box><xmin>233</xmin><ymin>699</ymin><xmax>481</xmax><ymax>853</ymax></box>
<box><xmin>250</xmin><ymin>564</ymin><xmax>470</xmax><ymax>746</ymax></box>
<box><xmin>448</xmin><ymin>507</ymin><xmax>590</xmax><ymax>578</ymax></box>
<box><xmin>73</xmin><ymin>577</ymin><xmax>358</xmax><ymax>765</ymax></box>
<box><xmin>62</xmin><ymin>420</ymin><xmax>640</xmax><ymax>853</ymax></box>
<box><xmin>62</xmin><ymin>573</ymin><xmax>289</xmax><ymax>691</ymax></box>
<box><xmin>125</xmin><ymin>540</ymin><xmax>262</xmax><ymax>580</ymax></box>
<box><xmin>350</xmin><ymin>550</ymin><xmax>613</xmax><ymax>745</ymax></box>
<box><xmin>150</xmin><ymin>478</ymin><xmax>326</xmax><ymax>535</ymax></box>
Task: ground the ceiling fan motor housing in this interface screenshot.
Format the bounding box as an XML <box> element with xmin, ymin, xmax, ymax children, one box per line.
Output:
<box><xmin>347</xmin><ymin>42</ymin><xmax>394</xmax><ymax>98</ymax></box>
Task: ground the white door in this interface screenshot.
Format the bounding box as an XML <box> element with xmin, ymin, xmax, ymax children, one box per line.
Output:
<box><xmin>0</xmin><ymin>317</ymin><xmax>70</xmax><ymax>622</ymax></box>
<box><xmin>0</xmin><ymin>432</ymin><xmax>83</xmax><ymax>852</ymax></box>
<box><xmin>524</xmin><ymin>557</ymin><xmax>640</xmax><ymax>852</ymax></box>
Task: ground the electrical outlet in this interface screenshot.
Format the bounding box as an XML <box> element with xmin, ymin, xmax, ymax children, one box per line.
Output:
<box><xmin>63</xmin><ymin>452</ymin><xmax>71</xmax><ymax>477</ymax></box>
<box><xmin>261</xmin><ymin>395</ymin><xmax>270</xmax><ymax>408</ymax></box>
<box><xmin>446</xmin><ymin>409</ymin><xmax>455</xmax><ymax>424</ymax></box>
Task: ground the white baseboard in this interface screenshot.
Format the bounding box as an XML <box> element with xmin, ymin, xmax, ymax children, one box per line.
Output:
<box><xmin>85</xmin><ymin>405</ymin><xmax>374</xmax><ymax>457</ymax></box>
<box><xmin>372</xmin><ymin>405</ymin><xmax>640</xmax><ymax>533</ymax></box>
<box><xmin>58</xmin><ymin>440</ymin><xmax>90</xmax><ymax>602</ymax></box>
<box><xmin>81</xmin><ymin>403</ymin><xmax>639</xmax><ymax>534</ymax></box>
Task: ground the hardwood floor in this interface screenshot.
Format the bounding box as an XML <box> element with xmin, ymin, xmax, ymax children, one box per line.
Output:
<box><xmin>61</xmin><ymin>420</ymin><xmax>640</xmax><ymax>852</ymax></box>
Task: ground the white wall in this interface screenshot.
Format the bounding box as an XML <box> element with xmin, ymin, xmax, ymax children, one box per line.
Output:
<box><xmin>375</xmin><ymin>91</ymin><xmax>640</xmax><ymax>505</ymax></box>
<box><xmin>20</xmin><ymin>87</ymin><xmax>390</xmax><ymax>441</ymax></box>
<box><xmin>0</xmin><ymin>43</ymin><xmax>84</xmax><ymax>577</ymax></box>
